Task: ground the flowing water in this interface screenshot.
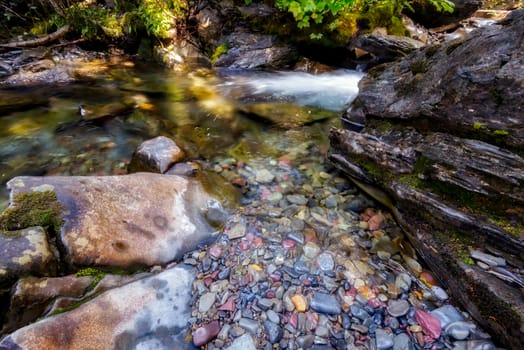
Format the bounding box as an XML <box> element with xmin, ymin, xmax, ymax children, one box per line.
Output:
<box><xmin>0</xmin><ymin>62</ymin><xmax>364</xmax><ymax>209</ymax></box>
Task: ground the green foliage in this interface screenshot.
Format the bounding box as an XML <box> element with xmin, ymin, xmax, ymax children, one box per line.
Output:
<box><xmin>275</xmin><ymin>0</ymin><xmax>354</xmax><ymax>29</ymax></box>
<box><xmin>29</xmin><ymin>0</ymin><xmax>187</xmax><ymax>41</ymax></box>
<box><xmin>136</xmin><ymin>0</ymin><xmax>186</xmax><ymax>38</ymax></box>
<box><xmin>274</xmin><ymin>0</ymin><xmax>455</xmax><ymax>39</ymax></box>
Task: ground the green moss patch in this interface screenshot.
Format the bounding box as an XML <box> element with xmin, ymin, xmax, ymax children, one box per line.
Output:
<box><xmin>0</xmin><ymin>191</ymin><xmax>64</xmax><ymax>235</ymax></box>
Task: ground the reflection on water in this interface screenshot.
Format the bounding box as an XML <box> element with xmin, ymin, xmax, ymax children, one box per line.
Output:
<box><xmin>0</xmin><ymin>64</ymin><xmax>363</xmax><ymax>210</ymax></box>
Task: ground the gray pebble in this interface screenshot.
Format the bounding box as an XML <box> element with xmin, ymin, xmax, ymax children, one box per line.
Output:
<box><xmin>387</xmin><ymin>300</ymin><xmax>410</xmax><ymax>317</ymax></box>
<box><xmin>267</xmin><ymin>309</ymin><xmax>280</xmax><ymax>324</ymax></box>
<box><xmin>310</xmin><ymin>292</ymin><xmax>341</xmax><ymax>314</ymax></box>
<box><xmin>445</xmin><ymin>321</ymin><xmax>475</xmax><ymax>340</ymax></box>
<box><xmin>287</xmin><ymin>194</ymin><xmax>308</xmax><ymax>205</ymax></box>
<box><xmin>393</xmin><ymin>333</ymin><xmax>412</xmax><ymax>350</ymax></box>
<box><xmin>264</xmin><ymin>320</ymin><xmax>283</xmax><ymax>343</ymax></box>
<box><xmin>431</xmin><ymin>305</ymin><xmax>465</xmax><ymax>328</ymax></box>
<box><xmin>375</xmin><ymin>328</ymin><xmax>394</xmax><ymax>350</ymax></box>
<box><xmin>225</xmin><ymin>333</ymin><xmax>256</xmax><ymax>350</ymax></box>
<box><xmin>198</xmin><ymin>292</ymin><xmax>216</xmax><ymax>313</ymax></box>
<box><xmin>239</xmin><ymin>318</ymin><xmax>259</xmax><ymax>334</ymax></box>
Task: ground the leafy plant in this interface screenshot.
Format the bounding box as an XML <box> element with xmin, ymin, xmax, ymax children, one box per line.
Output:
<box><xmin>274</xmin><ymin>0</ymin><xmax>455</xmax><ymax>39</ymax></box>
<box><xmin>136</xmin><ymin>0</ymin><xmax>187</xmax><ymax>39</ymax></box>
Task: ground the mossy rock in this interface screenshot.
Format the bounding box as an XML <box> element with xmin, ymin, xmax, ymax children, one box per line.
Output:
<box><xmin>0</xmin><ymin>190</ymin><xmax>64</xmax><ymax>235</ymax></box>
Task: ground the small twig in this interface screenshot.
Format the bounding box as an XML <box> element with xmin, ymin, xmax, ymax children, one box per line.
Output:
<box><xmin>50</xmin><ymin>38</ymin><xmax>86</xmax><ymax>49</ymax></box>
<box><xmin>0</xmin><ymin>2</ymin><xmax>26</xmax><ymax>22</ymax></box>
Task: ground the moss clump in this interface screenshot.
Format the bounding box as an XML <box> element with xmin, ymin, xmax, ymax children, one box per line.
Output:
<box><xmin>493</xmin><ymin>129</ymin><xmax>509</xmax><ymax>136</ymax></box>
<box><xmin>434</xmin><ymin>229</ymin><xmax>475</xmax><ymax>265</ymax></box>
<box><xmin>211</xmin><ymin>42</ymin><xmax>229</xmax><ymax>64</ymax></box>
<box><xmin>0</xmin><ymin>191</ymin><xmax>63</xmax><ymax>234</ymax></box>
<box><xmin>410</xmin><ymin>59</ymin><xmax>428</xmax><ymax>74</ymax></box>
<box><xmin>76</xmin><ymin>267</ymin><xmax>106</xmax><ymax>291</ymax></box>
<box><xmin>473</xmin><ymin>122</ymin><xmax>487</xmax><ymax>130</ymax></box>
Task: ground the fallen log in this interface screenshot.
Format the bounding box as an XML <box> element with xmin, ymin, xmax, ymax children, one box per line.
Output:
<box><xmin>0</xmin><ymin>25</ymin><xmax>70</xmax><ymax>50</ymax></box>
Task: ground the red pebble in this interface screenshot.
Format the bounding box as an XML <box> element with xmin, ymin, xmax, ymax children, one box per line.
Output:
<box><xmin>269</xmin><ymin>273</ymin><xmax>281</xmax><ymax>282</ymax></box>
<box><xmin>367</xmin><ymin>298</ymin><xmax>381</xmax><ymax>309</ymax></box>
<box><xmin>192</xmin><ymin>320</ymin><xmax>220</xmax><ymax>346</ymax></box>
<box><xmin>217</xmin><ymin>297</ymin><xmax>236</xmax><ymax>312</ymax></box>
<box><xmin>288</xmin><ymin>313</ymin><xmax>298</xmax><ymax>329</ymax></box>
<box><xmin>208</xmin><ymin>244</ymin><xmax>222</xmax><ymax>259</ymax></box>
<box><xmin>282</xmin><ymin>239</ymin><xmax>296</xmax><ymax>249</ymax></box>
<box><xmin>203</xmin><ymin>277</ymin><xmax>214</xmax><ymax>288</ymax></box>
<box><xmin>414</xmin><ymin>309</ymin><xmax>442</xmax><ymax>339</ymax></box>
<box><xmin>252</xmin><ymin>237</ymin><xmax>263</xmax><ymax>248</ymax></box>
<box><xmin>346</xmin><ymin>286</ymin><xmax>357</xmax><ymax>298</ymax></box>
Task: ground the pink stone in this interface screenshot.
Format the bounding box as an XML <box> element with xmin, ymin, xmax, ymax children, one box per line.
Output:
<box><xmin>368</xmin><ymin>298</ymin><xmax>381</xmax><ymax>309</ymax></box>
<box><xmin>368</xmin><ymin>213</ymin><xmax>385</xmax><ymax>231</ymax></box>
<box><xmin>282</xmin><ymin>239</ymin><xmax>296</xmax><ymax>250</ymax></box>
<box><xmin>288</xmin><ymin>313</ymin><xmax>298</xmax><ymax>329</ymax></box>
<box><xmin>208</xmin><ymin>244</ymin><xmax>222</xmax><ymax>259</ymax></box>
<box><xmin>193</xmin><ymin>320</ymin><xmax>220</xmax><ymax>346</ymax></box>
<box><xmin>269</xmin><ymin>273</ymin><xmax>281</xmax><ymax>282</ymax></box>
<box><xmin>414</xmin><ymin>309</ymin><xmax>441</xmax><ymax>340</ymax></box>
<box><xmin>218</xmin><ymin>297</ymin><xmax>236</xmax><ymax>312</ymax></box>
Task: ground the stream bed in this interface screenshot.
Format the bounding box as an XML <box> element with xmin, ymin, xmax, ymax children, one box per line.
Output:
<box><xmin>0</xmin><ymin>60</ymin><xmax>498</xmax><ymax>349</ymax></box>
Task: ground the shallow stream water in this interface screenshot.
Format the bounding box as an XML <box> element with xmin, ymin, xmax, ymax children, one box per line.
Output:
<box><xmin>0</xmin><ymin>61</ymin><xmax>363</xmax><ymax>210</ymax></box>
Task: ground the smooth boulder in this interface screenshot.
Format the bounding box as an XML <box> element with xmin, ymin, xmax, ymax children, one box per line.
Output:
<box><xmin>0</xmin><ymin>265</ymin><xmax>196</xmax><ymax>350</ymax></box>
<box><xmin>6</xmin><ymin>173</ymin><xmax>224</xmax><ymax>269</ymax></box>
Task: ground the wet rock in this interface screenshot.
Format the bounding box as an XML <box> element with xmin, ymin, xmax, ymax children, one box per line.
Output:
<box><xmin>351</xmin><ymin>34</ymin><xmax>425</xmax><ymax>63</ymax></box>
<box><xmin>6</xmin><ymin>174</ymin><xmax>223</xmax><ymax>268</ymax></box>
<box><xmin>213</xmin><ymin>33</ymin><xmax>299</xmax><ymax>70</ymax></box>
<box><xmin>431</xmin><ymin>305</ymin><xmax>465</xmax><ymax>329</ymax></box>
<box><xmin>0</xmin><ymin>266</ymin><xmax>196</xmax><ymax>349</ymax></box>
<box><xmin>264</xmin><ymin>320</ymin><xmax>283</xmax><ymax>343</ymax></box>
<box><xmin>193</xmin><ymin>320</ymin><xmax>221</xmax><ymax>346</ymax></box>
<box><xmin>445</xmin><ymin>321</ymin><xmax>474</xmax><ymax>340</ymax></box>
<box><xmin>291</xmin><ymin>294</ymin><xmax>308</xmax><ymax>312</ymax></box>
<box><xmin>310</xmin><ymin>292</ymin><xmax>341</xmax><ymax>315</ymax></box>
<box><xmin>128</xmin><ymin>136</ymin><xmax>185</xmax><ymax>173</ymax></box>
<box><xmin>375</xmin><ymin>328</ymin><xmax>394</xmax><ymax>350</ymax></box>
<box><xmin>240</xmin><ymin>103</ymin><xmax>337</xmax><ymax>128</ymax></box>
<box><xmin>226</xmin><ymin>333</ymin><xmax>257</xmax><ymax>350</ymax></box>
<box><xmin>198</xmin><ymin>292</ymin><xmax>216</xmax><ymax>313</ymax></box>
<box><xmin>393</xmin><ymin>333</ymin><xmax>412</xmax><ymax>350</ymax></box>
<box><xmin>255</xmin><ymin>168</ymin><xmax>275</xmax><ymax>183</ymax></box>
<box><xmin>2</xmin><ymin>274</ymin><xmax>93</xmax><ymax>333</ymax></box>
<box><xmin>414</xmin><ymin>309</ymin><xmax>441</xmax><ymax>340</ymax></box>
<box><xmin>387</xmin><ymin>300</ymin><xmax>410</xmax><ymax>317</ymax></box>
<box><xmin>0</xmin><ymin>226</ymin><xmax>57</xmax><ymax>287</ymax></box>
<box><xmin>470</xmin><ymin>250</ymin><xmax>506</xmax><ymax>267</ymax></box>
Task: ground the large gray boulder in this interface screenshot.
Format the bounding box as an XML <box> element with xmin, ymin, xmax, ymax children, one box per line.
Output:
<box><xmin>348</xmin><ymin>10</ymin><xmax>524</xmax><ymax>148</ymax></box>
<box><xmin>329</xmin><ymin>10</ymin><xmax>524</xmax><ymax>350</ymax></box>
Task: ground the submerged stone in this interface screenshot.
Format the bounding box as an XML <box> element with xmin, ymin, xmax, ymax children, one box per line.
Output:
<box><xmin>128</xmin><ymin>136</ymin><xmax>186</xmax><ymax>174</ymax></box>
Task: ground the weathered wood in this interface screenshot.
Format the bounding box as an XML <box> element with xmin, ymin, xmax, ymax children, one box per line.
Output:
<box><xmin>0</xmin><ymin>25</ymin><xmax>70</xmax><ymax>50</ymax></box>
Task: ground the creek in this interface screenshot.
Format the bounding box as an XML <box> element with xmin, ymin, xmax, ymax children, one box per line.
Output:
<box><xmin>0</xmin><ymin>60</ymin><xmax>498</xmax><ymax>349</ymax></box>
